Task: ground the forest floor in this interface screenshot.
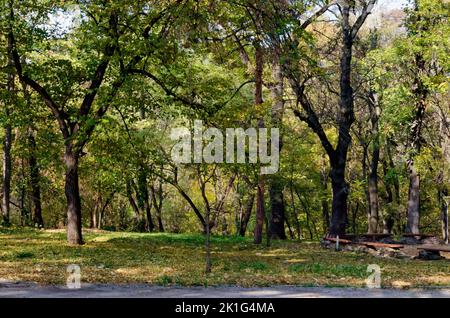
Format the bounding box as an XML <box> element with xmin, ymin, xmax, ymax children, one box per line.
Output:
<box><xmin>0</xmin><ymin>227</ymin><xmax>449</xmax><ymax>289</ymax></box>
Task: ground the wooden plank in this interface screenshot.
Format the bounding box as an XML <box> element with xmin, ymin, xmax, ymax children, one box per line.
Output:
<box><xmin>324</xmin><ymin>238</ymin><xmax>352</xmax><ymax>245</ymax></box>
<box><xmin>402</xmin><ymin>234</ymin><xmax>435</xmax><ymax>238</ymax></box>
<box><xmin>418</xmin><ymin>246</ymin><xmax>450</xmax><ymax>253</ymax></box>
<box><xmin>361</xmin><ymin>242</ymin><xmax>404</xmax><ymax>249</ymax></box>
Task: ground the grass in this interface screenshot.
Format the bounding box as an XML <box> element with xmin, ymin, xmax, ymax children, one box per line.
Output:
<box><xmin>0</xmin><ymin>227</ymin><xmax>449</xmax><ymax>288</ymax></box>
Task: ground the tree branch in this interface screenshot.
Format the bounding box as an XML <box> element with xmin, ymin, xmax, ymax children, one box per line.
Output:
<box><xmin>10</xmin><ymin>32</ymin><xmax>70</xmax><ymax>139</ymax></box>
<box><xmin>351</xmin><ymin>0</ymin><xmax>377</xmax><ymax>40</ymax></box>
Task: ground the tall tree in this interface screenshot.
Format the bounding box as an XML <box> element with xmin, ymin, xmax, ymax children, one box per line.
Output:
<box><xmin>285</xmin><ymin>0</ymin><xmax>377</xmax><ymax>236</ymax></box>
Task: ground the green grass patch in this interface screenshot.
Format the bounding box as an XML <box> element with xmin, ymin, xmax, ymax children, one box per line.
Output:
<box><xmin>0</xmin><ymin>227</ymin><xmax>449</xmax><ymax>288</ymax></box>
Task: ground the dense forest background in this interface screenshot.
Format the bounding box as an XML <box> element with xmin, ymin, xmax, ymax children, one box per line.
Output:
<box><xmin>0</xmin><ymin>0</ymin><xmax>448</xmax><ymax>246</ymax></box>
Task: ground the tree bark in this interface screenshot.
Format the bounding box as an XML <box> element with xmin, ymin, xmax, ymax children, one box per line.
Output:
<box><xmin>406</xmin><ymin>164</ymin><xmax>420</xmax><ymax>234</ymax></box>
<box><xmin>268</xmin><ymin>179</ymin><xmax>286</xmax><ymax>239</ymax></box>
<box><xmin>268</xmin><ymin>48</ymin><xmax>286</xmax><ymax>240</ymax></box>
<box><xmin>2</xmin><ymin>13</ymin><xmax>14</xmax><ymax>226</ymax></box>
<box><xmin>289</xmin><ymin>181</ymin><xmax>301</xmax><ymax>239</ymax></box>
<box><xmin>367</xmin><ymin>93</ymin><xmax>380</xmax><ymax>234</ymax></box>
<box><xmin>28</xmin><ymin>132</ymin><xmax>43</xmax><ymax>228</ymax></box>
<box><xmin>329</xmin><ymin>162</ymin><xmax>350</xmax><ymax>236</ymax></box>
<box><xmin>254</xmin><ymin>178</ymin><xmax>265</xmax><ymax>244</ymax></box>
<box><xmin>64</xmin><ymin>148</ymin><xmax>83</xmax><ymax>245</ymax></box>
<box><xmin>239</xmin><ymin>194</ymin><xmax>254</xmax><ymax>237</ymax></box>
<box><xmin>253</xmin><ymin>42</ymin><xmax>265</xmax><ymax>244</ymax></box>
<box><xmin>151</xmin><ymin>181</ymin><xmax>165</xmax><ymax>232</ymax></box>
<box><xmin>406</xmin><ymin>52</ymin><xmax>427</xmax><ymax>234</ymax></box>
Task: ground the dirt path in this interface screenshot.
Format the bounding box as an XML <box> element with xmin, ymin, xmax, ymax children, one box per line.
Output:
<box><xmin>0</xmin><ymin>281</ymin><xmax>449</xmax><ymax>298</ymax></box>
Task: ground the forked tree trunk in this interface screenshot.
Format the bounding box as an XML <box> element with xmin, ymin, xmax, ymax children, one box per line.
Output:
<box><xmin>65</xmin><ymin>148</ymin><xmax>83</xmax><ymax>245</ymax></box>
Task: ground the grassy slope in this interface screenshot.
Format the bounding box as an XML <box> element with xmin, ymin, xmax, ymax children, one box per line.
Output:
<box><xmin>0</xmin><ymin>227</ymin><xmax>449</xmax><ymax>288</ymax></box>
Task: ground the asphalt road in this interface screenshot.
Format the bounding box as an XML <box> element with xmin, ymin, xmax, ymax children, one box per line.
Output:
<box><xmin>0</xmin><ymin>281</ymin><xmax>449</xmax><ymax>298</ymax></box>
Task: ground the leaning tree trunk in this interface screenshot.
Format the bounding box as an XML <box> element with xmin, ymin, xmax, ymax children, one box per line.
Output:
<box><xmin>64</xmin><ymin>147</ymin><xmax>83</xmax><ymax>245</ymax></box>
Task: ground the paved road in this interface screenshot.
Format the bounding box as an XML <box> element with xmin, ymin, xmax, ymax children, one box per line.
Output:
<box><xmin>0</xmin><ymin>281</ymin><xmax>449</xmax><ymax>298</ymax></box>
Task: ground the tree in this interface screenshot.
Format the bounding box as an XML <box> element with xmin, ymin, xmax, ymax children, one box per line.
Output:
<box><xmin>10</xmin><ymin>1</ymin><xmax>182</xmax><ymax>243</ymax></box>
<box><xmin>281</xmin><ymin>0</ymin><xmax>377</xmax><ymax>236</ymax></box>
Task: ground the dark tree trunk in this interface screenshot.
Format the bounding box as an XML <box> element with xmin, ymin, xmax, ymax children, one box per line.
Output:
<box><xmin>2</xmin><ymin>20</ymin><xmax>14</xmax><ymax>226</ymax></box>
<box><xmin>239</xmin><ymin>194</ymin><xmax>254</xmax><ymax>237</ymax></box>
<box><xmin>19</xmin><ymin>159</ymin><xmax>28</xmax><ymax>226</ymax></box>
<box><xmin>253</xmin><ymin>42</ymin><xmax>265</xmax><ymax>245</ymax></box>
<box><xmin>28</xmin><ymin>132</ymin><xmax>43</xmax><ymax>228</ymax></box>
<box><xmin>137</xmin><ymin>167</ymin><xmax>154</xmax><ymax>232</ymax></box>
<box><xmin>329</xmin><ymin>162</ymin><xmax>350</xmax><ymax>236</ymax></box>
<box><xmin>385</xmin><ymin>138</ymin><xmax>401</xmax><ymax>233</ymax></box>
<box><xmin>268</xmin><ymin>47</ymin><xmax>286</xmax><ymax>240</ymax></box>
<box><xmin>327</xmin><ymin>10</ymin><xmax>355</xmax><ymax>237</ymax></box>
<box><xmin>268</xmin><ymin>179</ymin><xmax>286</xmax><ymax>239</ymax></box>
<box><xmin>205</xmin><ymin>204</ymin><xmax>212</xmax><ymax>274</ymax></box>
<box><xmin>405</xmin><ymin>19</ymin><xmax>428</xmax><ymax>232</ymax></box>
<box><xmin>289</xmin><ymin>182</ymin><xmax>301</xmax><ymax>239</ymax></box>
<box><xmin>151</xmin><ymin>181</ymin><xmax>165</xmax><ymax>232</ymax></box>
<box><xmin>254</xmin><ymin>178</ymin><xmax>265</xmax><ymax>244</ymax></box>
<box><xmin>64</xmin><ymin>148</ymin><xmax>83</xmax><ymax>245</ymax></box>
<box><xmin>382</xmin><ymin>159</ymin><xmax>395</xmax><ymax>234</ymax></box>
<box><xmin>289</xmin><ymin>1</ymin><xmax>376</xmax><ymax>236</ymax></box>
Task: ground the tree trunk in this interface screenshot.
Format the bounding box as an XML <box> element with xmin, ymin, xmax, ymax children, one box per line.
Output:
<box><xmin>382</xmin><ymin>159</ymin><xmax>395</xmax><ymax>234</ymax></box>
<box><xmin>320</xmin><ymin>162</ymin><xmax>330</xmax><ymax>235</ymax></box>
<box><xmin>329</xmin><ymin>162</ymin><xmax>350</xmax><ymax>236</ymax></box>
<box><xmin>151</xmin><ymin>182</ymin><xmax>165</xmax><ymax>232</ymax></box>
<box><xmin>205</xmin><ymin>204</ymin><xmax>212</xmax><ymax>274</ymax></box>
<box><xmin>253</xmin><ymin>42</ymin><xmax>265</xmax><ymax>244</ymax></box>
<box><xmin>268</xmin><ymin>47</ymin><xmax>286</xmax><ymax>240</ymax></box>
<box><xmin>138</xmin><ymin>168</ymin><xmax>154</xmax><ymax>232</ymax></box>
<box><xmin>268</xmin><ymin>179</ymin><xmax>286</xmax><ymax>239</ymax></box>
<box><xmin>367</xmin><ymin>94</ymin><xmax>380</xmax><ymax>234</ymax></box>
<box><xmin>239</xmin><ymin>194</ymin><xmax>254</xmax><ymax>237</ymax></box>
<box><xmin>28</xmin><ymin>132</ymin><xmax>43</xmax><ymax>228</ymax></box>
<box><xmin>254</xmin><ymin>178</ymin><xmax>265</xmax><ymax>244</ymax></box>
<box><xmin>2</xmin><ymin>22</ymin><xmax>14</xmax><ymax>226</ymax></box>
<box><xmin>406</xmin><ymin>40</ymin><xmax>428</xmax><ymax>233</ymax></box>
<box><xmin>64</xmin><ymin>148</ymin><xmax>83</xmax><ymax>245</ymax></box>
<box><xmin>289</xmin><ymin>182</ymin><xmax>301</xmax><ymax>240</ymax></box>
<box><xmin>328</xmin><ymin>5</ymin><xmax>356</xmax><ymax>236</ymax></box>
<box><xmin>406</xmin><ymin>163</ymin><xmax>420</xmax><ymax>234</ymax></box>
